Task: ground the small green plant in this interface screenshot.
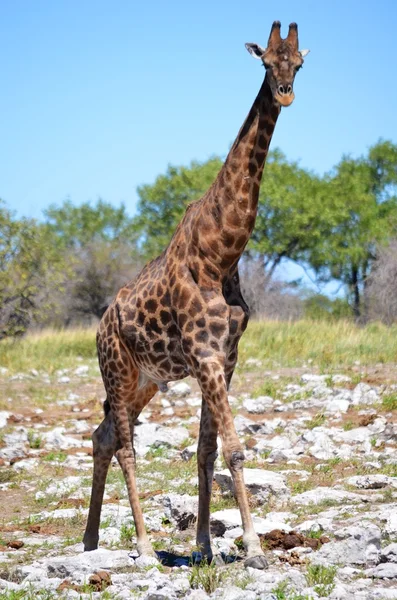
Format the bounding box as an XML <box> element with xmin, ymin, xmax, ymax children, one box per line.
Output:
<box><xmin>43</xmin><ymin>451</ymin><xmax>67</xmax><ymax>462</ymax></box>
<box><xmin>306</xmin><ymin>412</ymin><xmax>326</xmax><ymax>430</ymax></box>
<box><xmin>27</xmin><ymin>429</ymin><xmax>42</xmax><ymax>449</ymax></box>
<box><xmin>271</xmin><ymin>579</ymin><xmax>289</xmax><ymax>599</ymax></box>
<box><xmin>305</xmin><ymin>564</ymin><xmax>337</xmax><ymax>597</ymax></box>
<box><xmin>307</xmin><ymin>529</ymin><xmax>324</xmax><ymax>539</ymax></box>
<box><xmin>120</xmin><ymin>521</ymin><xmax>136</xmax><ymax>545</ymax></box>
<box><xmin>370</xmin><ymin>437</ymin><xmax>377</xmax><ymax>448</ymax></box>
<box><xmin>252</xmin><ymin>380</ymin><xmax>279</xmax><ymax>398</ymax></box>
<box><xmin>188</xmin><ymin>560</ymin><xmax>225</xmax><ymax>594</ymax></box>
<box><xmin>343</xmin><ymin>420</ymin><xmax>354</xmax><ymax>431</ymax></box>
<box><xmin>382</xmin><ymin>393</ymin><xmax>397</xmax><ymax>411</ymax></box>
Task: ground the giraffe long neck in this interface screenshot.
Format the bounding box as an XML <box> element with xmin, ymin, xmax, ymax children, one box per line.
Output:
<box><xmin>195</xmin><ymin>75</ymin><xmax>280</xmax><ymax>273</ymax></box>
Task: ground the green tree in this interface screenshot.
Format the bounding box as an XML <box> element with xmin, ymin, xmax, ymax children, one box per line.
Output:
<box><xmin>248</xmin><ymin>149</ymin><xmax>332</xmax><ymax>279</ymax></box>
<box><xmin>0</xmin><ymin>201</ymin><xmax>68</xmax><ymax>338</ymax></box>
<box><xmin>44</xmin><ymin>198</ymin><xmax>135</xmax><ymax>248</ymax></box>
<box><xmin>133</xmin><ymin>158</ymin><xmax>222</xmax><ymax>259</ymax></box>
<box><xmin>309</xmin><ymin>140</ymin><xmax>397</xmax><ymax>319</ymax></box>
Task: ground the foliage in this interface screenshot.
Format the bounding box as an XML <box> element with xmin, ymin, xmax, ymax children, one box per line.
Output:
<box><xmin>188</xmin><ymin>560</ymin><xmax>226</xmax><ymax>594</ymax></box>
<box><xmin>303</xmin><ymin>294</ymin><xmax>352</xmax><ymax>321</ymax></box>
<box><xmin>134</xmin><ymin>158</ymin><xmax>222</xmax><ymax>259</ymax></box>
<box><xmin>305</xmin><ymin>564</ymin><xmax>337</xmax><ymax>597</ymax></box>
<box><xmin>44</xmin><ymin>198</ymin><xmax>135</xmax><ymax>248</ymax></box>
<box><xmin>0</xmin><ymin>201</ymin><xmax>69</xmax><ymax>339</ymax></box>
<box><xmin>309</xmin><ymin>140</ymin><xmax>397</xmax><ymax>318</ymax></box>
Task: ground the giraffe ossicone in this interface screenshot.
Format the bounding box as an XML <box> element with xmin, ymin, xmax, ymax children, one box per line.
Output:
<box><xmin>83</xmin><ymin>20</ymin><xmax>309</xmax><ymax>569</ymax></box>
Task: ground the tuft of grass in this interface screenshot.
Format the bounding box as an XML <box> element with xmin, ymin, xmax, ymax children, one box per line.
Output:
<box><xmin>306</xmin><ymin>412</ymin><xmax>326</xmax><ymax>430</ymax></box>
<box><xmin>252</xmin><ymin>380</ymin><xmax>280</xmax><ymax>398</ymax></box>
<box><xmin>382</xmin><ymin>393</ymin><xmax>397</xmax><ymax>411</ymax></box>
<box><xmin>188</xmin><ymin>560</ymin><xmax>225</xmax><ymax>594</ymax></box>
<box><xmin>343</xmin><ymin>420</ymin><xmax>354</xmax><ymax>431</ymax></box>
<box><xmin>305</xmin><ymin>564</ymin><xmax>337</xmax><ymax>597</ymax></box>
<box><xmin>27</xmin><ymin>429</ymin><xmax>43</xmax><ymax>449</ymax></box>
<box><xmin>119</xmin><ymin>521</ymin><xmax>136</xmax><ymax>546</ymax></box>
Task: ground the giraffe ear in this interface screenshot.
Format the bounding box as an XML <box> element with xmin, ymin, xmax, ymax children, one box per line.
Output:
<box><xmin>245</xmin><ymin>43</ymin><xmax>266</xmax><ymax>59</ymax></box>
<box><xmin>300</xmin><ymin>49</ymin><xmax>310</xmax><ymax>58</ymax></box>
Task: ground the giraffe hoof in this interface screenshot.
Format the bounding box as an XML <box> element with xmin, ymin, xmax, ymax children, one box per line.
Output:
<box><xmin>244</xmin><ymin>555</ymin><xmax>268</xmax><ymax>570</ymax></box>
<box><xmin>83</xmin><ymin>541</ymin><xmax>99</xmax><ymax>552</ymax></box>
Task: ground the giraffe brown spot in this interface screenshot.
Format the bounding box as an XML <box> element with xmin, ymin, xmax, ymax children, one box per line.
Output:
<box><xmin>156</xmin><ymin>283</ymin><xmax>163</xmax><ymax>297</ymax></box>
<box><xmin>169</xmin><ymin>274</ymin><xmax>176</xmax><ymax>287</ymax></box>
<box><xmin>182</xmin><ymin>338</ymin><xmax>193</xmax><ymax>354</ymax></box>
<box><xmin>229</xmin><ymin>319</ymin><xmax>239</xmax><ymax>335</ymax></box>
<box><xmin>208</xmin><ymin>303</ymin><xmax>227</xmax><ymax>317</ymax></box>
<box><xmin>137</xmin><ymin>311</ymin><xmax>145</xmax><ymax>326</ymax></box>
<box><xmin>179</xmin><ymin>288</ymin><xmax>190</xmax><ymax>310</ymax></box>
<box><xmin>241</xmin><ymin>180</ymin><xmax>250</xmax><ymax>194</ymax></box>
<box><xmin>189</xmin><ymin>298</ymin><xmax>203</xmax><ymax>316</ymax></box>
<box><xmin>258</xmin><ymin>135</ymin><xmax>268</xmax><ymax>150</ymax></box>
<box><xmin>234</xmin><ymin>234</ymin><xmax>247</xmax><ymax>250</ymax></box>
<box><xmin>222</xmin><ymin>231</ymin><xmax>235</xmax><ymax>248</ymax></box>
<box><xmin>186</xmin><ymin>321</ymin><xmax>194</xmax><ymax>333</ymax></box>
<box><xmin>196</xmin><ymin>317</ymin><xmax>205</xmax><ymax>328</ymax></box>
<box><xmin>209</xmin><ymin>322</ymin><xmax>226</xmax><ymax>338</ymax></box>
<box><xmin>144</xmin><ymin>299</ymin><xmax>157</xmax><ymax>313</ymax></box>
<box><xmin>255</xmin><ymin>151</ymin><xmax>266</xmax><ymax>164</ymax></box>
<box><xmin>153</xmin><ymin>340</ymin><xmax>165</xmax><ymax>353</ymax></box>
<box><xmin>210</xmin><ymin>341</ymin><xmax>220</xmax><ymax>351</ymax></box>
<box><xmin>160</xmin><ymin>291</ymin><xmax>171</xmax><ymax>307</ymax></box>
<box><xmin>148</xmin><ymin>318</ymin><xmax>162</xmax><ymax>335</ymax></box>
<box><xmin>195</xmin><ymin>330</ymin><xmax>208</xmax><ymax>344</ymax></box>
<box><xmin>178</xmin><ymin>313</ymin><xmax>188</xmax><ymax>328</ymax></box>
<box><xmin>211</xmin><ymin>202</ymin><xmax>222</xmax><ymax>226</ymax></box>
<box><xmin>159</xmin><ymin>310</ymin><xmax>171</xmax><ymax>326</ymax></box>
<box><xmin>167</xmin><ymin>323</ymin><xmax>178</xmax><ymax>338</ymax></box>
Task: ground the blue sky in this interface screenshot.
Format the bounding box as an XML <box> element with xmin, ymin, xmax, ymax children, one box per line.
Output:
<box><xmin>1</xmin><ymin>0</ymin><xmax>397</xmax><ymax>294</ymax></box>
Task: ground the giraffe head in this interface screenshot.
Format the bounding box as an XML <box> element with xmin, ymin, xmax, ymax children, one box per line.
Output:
<box><xmin>245</xmin><ymin>21</ymin><xmax>309</xmax><ymax>107</ymax></box>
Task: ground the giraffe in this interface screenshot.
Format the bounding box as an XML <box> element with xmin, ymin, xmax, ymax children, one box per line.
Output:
<box><xmin>83</xmin><ymin>21</ymin><xmax>309</xmax><ymax>569</ymax></box>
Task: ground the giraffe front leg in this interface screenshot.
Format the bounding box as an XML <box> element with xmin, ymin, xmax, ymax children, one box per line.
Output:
<box><xmin>195</xmin><ymin>399</ymin><xmax>218</xmax><ymax>562</ymax></box>
<box><xmin>198</xmin><ymin>360</ymin><xmax>268</xmax><ymax>570</ymax></box>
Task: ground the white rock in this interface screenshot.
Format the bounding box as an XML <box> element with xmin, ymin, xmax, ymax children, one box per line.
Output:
<box><xmin>346</xmin><ymin>475</ymin><xmax>397</xmax><ymax>489</ymax></box>
<box><xmin>381</xmin><ymin>543</ymin><xmax>397</xmax><ymax>563</ymax></box>
<box><xmin>386</xmin><ymin>511</ymin><xmax>397</xmax><ymax>536</ymax></box>
<box><xmin>13</xmin><ymin>458</ymin><xmax>39</xmax><ymax>471</ymax></box>
<box><xmin>301</xmin><ymin>374</ymin><xmax>328</xmax><ymax>384</ymax></box>
<box><xmin>162</xmin><ymin>494</ymin><xmax>198</xmax><ymax>529</ymax></box>
<box><xmin>168</xmin><ymin>382</ymin><xmax>191</xmax><ymax>397</ymax></box>
<box><xmin>313</xmin><ymin>523</ymin><xmax>381</xmax><ymax>566</ymax></box>
<box><xmin>134</xmin><ymin>422</ymin><xmax>189</xmax><ymax>456</ymax></box>
<box><xmin>292</xmin><ymin>487</ymin><xmax>365</xmax><ymax>506</ymax></box>
<box><xmin>41</xmin><ymin>549</ymin><xmax>135</xmax><ymax>577</ymax></box>
<box><xmin>243</xmin><ymin>396</ymin><xmax>273</xmax><ymax>414</ymax></box>
<box><xmin>325</xmin><ymin>398</ymin><xmax>351</xmax><ymax>414</ymax></box>
<box><xmin>214</xmin><ymin>468</ymin><xmax>289</xmax><ymax>504</ymax></box>
<box><xmin>57</xmin><ymin>376</ymin><xmax>71</xmax><ymax>384</ymax></box>
<box><xmin>74</xmin><ymin>365</ymin><xmax>89</xmax><ymax>376</ymax></box>
<box><xmin>367</xmin><ymin>563</ymin><xmax>397</xmax><ymax>579</ymax></box>
<box><xmin>309</xmin><ymin>432</ymin><xmax>337</xmax><ymax>460</ymax></box>
<box><xmin>42</xmin><ymin>427</ymin><xmax>84</xmax><ymax>449</ymax></box>
<box><xmin>181</xmin><ymin>444</ymin><xmax>197</xmax><ymax>461</ymax></box>
<box><xmin>352</xmin><ymin>383</ymin><xmax>379</xmax><ymax>405</ymax></box>
<box><xmin>0</xmin><ymin>411</ymin><xmax>10</xmax><ymax>428</ymax></box>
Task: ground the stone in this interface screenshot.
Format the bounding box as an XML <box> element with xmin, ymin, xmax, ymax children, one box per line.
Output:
<box><xmin>42</xmin><ymin>427</ymin><xmax>84</xmax><ymax>449</ymax></box>
<box><xmin>325</xmin><ymin>398</ymin><xmax>351</xmax><ymax>414</ymax></box>
<box><xmin>313</xmin><ymin>523</ymin><xmax>381</xmax><ymax>566</ymax></box>
<box><xmin>214</xmin><ymin>468</ymin><xmax>289</xmax><ymax>504</ymax></box>
<box><xmin>0</xmin><ymin>412</ymin><xmax>10</xmax><ymax>429</ymax></box>
<box><xmin>181</xmin><ymin>444</ymin><xmax>197</xmax><ymax>461</ymax></box>
<box><xmin>386</xmin><ymin>511</ymin><xmax>397</xmax><ymax>536</ymax></box>
<box><xmin>352</xmin><ymin>383</ymin><xmax>379</xmax><ymax>406</ymax></box>
<box><xmin>134</xmin><ymin>423</ymin><xmax>189</xmax><ymax>456</ymax></box>
<box><xmin>210</xmin><ymin>508</ymin><xmax>292</xmax><ymax>534</ymax></box>
<box><xmin>346</xmin><ymin>475</ymin><xmax>397</xmax><ymax>490</ymax></box>
<box><xmin>162</xmin><ymin>494</ymin><xmax>198</xmax><ymax>529</ymax></box>
<box><xmin>243</xmin><ymin>396</ymin><xmax>273</xmax><ymax>414</ymax></box>
<box><xmin>167</xmin><ymin>382</ymin><xmax>191</xmax><ymax>397</ymax></box>
<box><xmin>380</xmin><ymin>543</ymin><xmax>397</xmax><ymax>564</ymax></box>
<box><xmin>292</xmin><ymin>487</ymin><xmax>365</xmax><ymax>506</ymax></box>
<box><xmin>367</xmin><ymin>563</ymin><xmax>397</xmax><ymax>578</ymax></box>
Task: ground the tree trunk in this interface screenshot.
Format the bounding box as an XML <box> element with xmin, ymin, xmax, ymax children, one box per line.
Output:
<box><xmin>351</xmin><ymin>265</ymin><xmax>361</xmax><ymax>320</ymax></box>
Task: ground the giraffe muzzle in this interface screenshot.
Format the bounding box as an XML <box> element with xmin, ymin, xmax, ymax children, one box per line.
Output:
<box><xmin>275</xmin><ymin>84</ymin><xmax>295</xmax><ymax>107</ymax></box>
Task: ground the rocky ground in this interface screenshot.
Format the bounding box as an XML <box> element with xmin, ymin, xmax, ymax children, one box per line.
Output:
<box><xmin>0</xmin><ymin>358</ymin><xmax>396</xmax><ymax>599</ymax></box>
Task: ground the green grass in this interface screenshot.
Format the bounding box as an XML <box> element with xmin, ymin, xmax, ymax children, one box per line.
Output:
<box><xmin>306</xmin><ymin>412</ymin><xmax>326</xmax><ymax>430</ymax></box>
<box><xmin>382</xmin><ymin>393</ymin><xmax>397</xmax><ymax>411</ymax></box>
<box><xmin>2</xmin><ymin>320</ymin><xmax>397</xmax><ymax>375</ymax></box>
<box><xmin>239</xmin><ymin>320</ymin><xmax>397</xmax><ymax>368</ymax></box>
<box><xmin>188</xmin><ymin>560</ymin><xmax>226</xmax><ymax>594</ymax></box>
<box><xmin>305</xmin><ymin>564</ymin><xmax>337</xmax><ymax>597</ymax></box>
<box><xmin>0</xmin><ymin>327</ymin><xmax>96</xmax><ymax>374</ymax></box>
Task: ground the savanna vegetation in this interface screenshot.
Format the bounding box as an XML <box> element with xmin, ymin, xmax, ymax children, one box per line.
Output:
<box><xmin>1</xmin><ymin>139</ymin><xmax>397</xmax><ymax>340</ymax></box>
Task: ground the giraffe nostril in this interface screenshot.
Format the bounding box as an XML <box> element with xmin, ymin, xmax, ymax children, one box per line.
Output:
<box><xmin>277</xmin><ymin>84</ymin><xmax>285</xmax><ymax>95</ymax></box>
<box><xmin>287</xmin><ymin>85</ymin><xmax>292</xmax><ymax>94</ymax></box>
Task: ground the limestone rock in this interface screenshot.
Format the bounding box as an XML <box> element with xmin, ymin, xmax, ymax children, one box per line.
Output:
<box><xmin>214</xmin><ymin>468</ymin><xmax>289</xmax><ymax>504</ymax></box>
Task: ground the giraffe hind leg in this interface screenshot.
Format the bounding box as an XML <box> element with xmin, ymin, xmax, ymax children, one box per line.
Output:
<box><xmin>83</xmin><ymin>406</ymin><xmax>117</xmax><ymax>551</ymax></box>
